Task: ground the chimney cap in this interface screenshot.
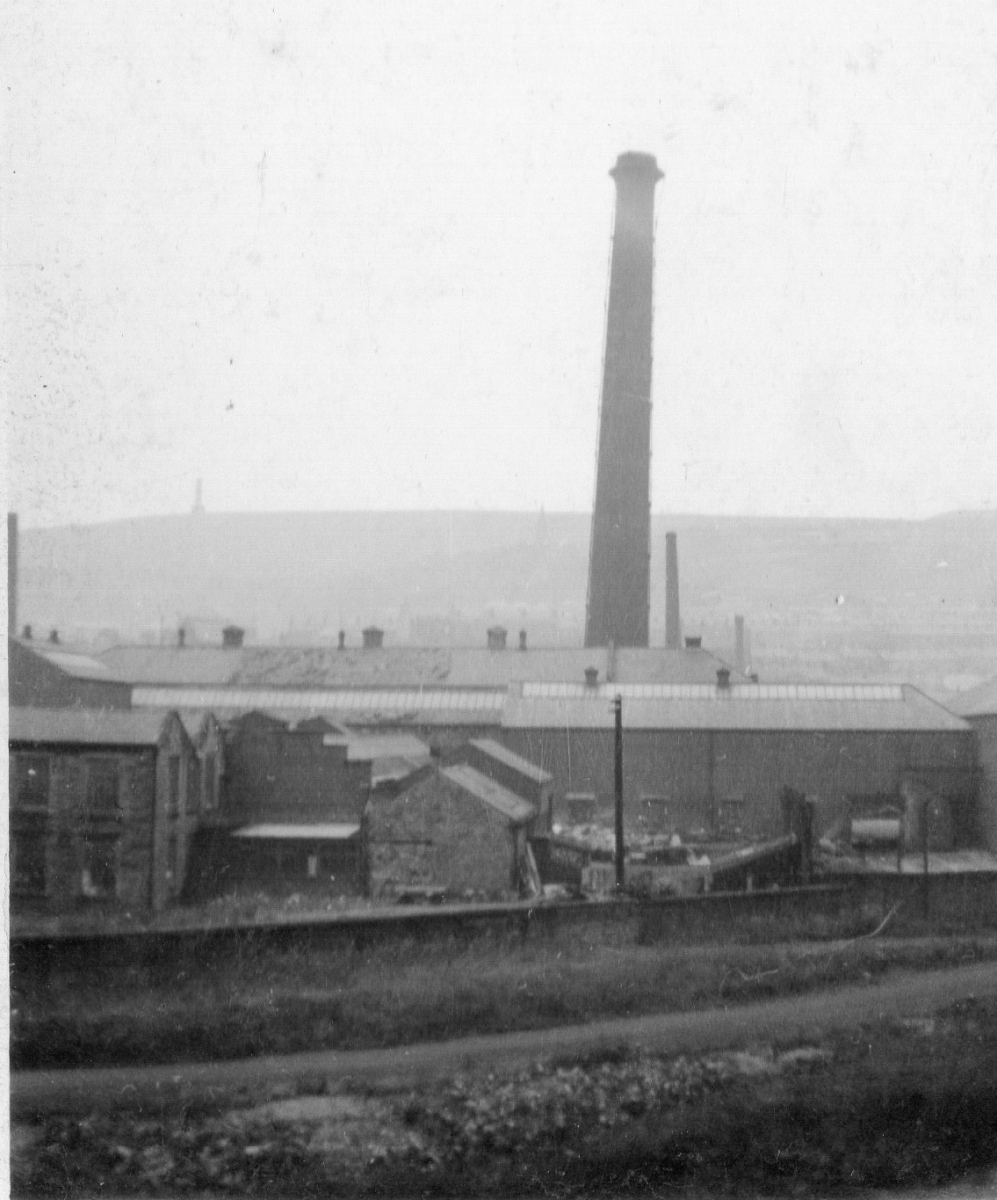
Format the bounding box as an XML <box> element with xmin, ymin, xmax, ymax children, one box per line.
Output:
<box><xmin>584</xmin><ymin>666</ymin><xmax>599</xmax><ymax>687</ymax></box>
<box><xmin>222</xmin><ymin>624</ymin><xmax>245</xmax><ymax>648</ymax></box>
<box><xmin>716</xmin><ymin>667</ymin><xmax>732</xmax><ymax>690</ymax></box>
<box><xmin>610</xmin><ymin>151</ymin><xmax>664</xmax><ymax>183</ymax></box>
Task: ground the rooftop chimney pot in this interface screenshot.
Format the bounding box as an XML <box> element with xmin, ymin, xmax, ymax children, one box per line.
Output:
<box><xmin>178</xmin><ymin>627</ymin><xmax>186</xmax><ymax>648</ymax></box>
<box><xmin>362</xmin><ymin>626</ymin><xmax>384</xmax><ymax>649</ymax></box>
<box><xmin>48</xmin><ymin>628</ymin><xmax>60</xmax><ymax>645</ymax></box>
<box><xmin>584</xmin><ymin>666</ymin><xmax>600</xmax><ymax>688</ymax></box>
<box><xmin>716</xmin><ymin>667</ymin><xmax>731</xmax><ymax>690</ymax></box>
<box><xmin>338</xmin><ymin>630</ymin><xmax>346</xmax><ymax>651</ymax></box>
<box><xmin>222</xmin><ymin>625</ymin><xmax>245</xmax><ymax>648</ymax></box>
<box><xmin>684</xmin><ymin>636</ymin><xmax>702</xmax><ymax>649</ymax></box>
<box><xmin>22</xmin><ymin>624</ymin><xmax>32</xmax><ymax>640</ymax></box>
<box><xmin>487</xmin><ymin>625</ymin><xmax>508</xmax><ymax>651</ymax></box>
<box><xmin>519</xmin><ymin>629</ymin><xmax>527</xmax><ymax>651</ymax></box>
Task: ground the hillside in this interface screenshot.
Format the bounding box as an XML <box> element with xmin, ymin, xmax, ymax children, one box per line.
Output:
<box><xmin>14</xmin><ymin>509</ymin><xmax>997</xmax><ymax>699</ymax></box>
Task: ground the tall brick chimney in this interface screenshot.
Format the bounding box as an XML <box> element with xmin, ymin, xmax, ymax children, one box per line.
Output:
<box><xmin>734</xmin><ymin>614</ymin><xmax>746</xmax><ymax>675</ymax></box>
<box><xmin>665</xmin><ymin>531</ymin><xmax>681</xmax><ymax>650</ymax></box>
<box><xmin>585</xmin><ymin>152</ymin><xmax>664</xmax><ymax>649</ymax></box>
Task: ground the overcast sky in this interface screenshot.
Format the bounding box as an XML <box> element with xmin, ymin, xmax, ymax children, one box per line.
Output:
<box><xmin>4</xmin><ymin>2</ymin><xmax>996</xmax><ymax>527</ymax></box>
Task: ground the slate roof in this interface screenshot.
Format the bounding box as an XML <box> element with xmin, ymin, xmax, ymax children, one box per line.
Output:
<box><xmin>99</xmin><ymin>644</ymin><xmax>736</xmax><ymax>689</ymax></box>
<box><xmin>25</xmin><ymin>644</ymin><xmax>117</xmax><ymax>680</ymax></box>
<box><xmin>9</xmin><ymin>707</ymin><xmax>175</xmax><ymax>747</ymax></box>
<box><xmin>439</xmin><ymin>764</ymin><xmax>536</xmax><ymax>824</ymax></box>
<box><xmin>502</xmin><ymin>684</ymin><xmax>971</xmax><ymax>733</ymax></box>
<box><xmin>947</xmin><ymin>676</ymin><xmax>997</xmax><ymax>718</ymax></box>
<box><xmin>468</xmin><ymin>738</ymin><xmax>553</xmax><ymax>784</ymax></box>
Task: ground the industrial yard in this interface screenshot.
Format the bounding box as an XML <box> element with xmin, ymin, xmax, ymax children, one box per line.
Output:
<box><xmin>8</xmin><ymin>5</ymin><xmax>997</xmax><ymax>1195</ymax></box>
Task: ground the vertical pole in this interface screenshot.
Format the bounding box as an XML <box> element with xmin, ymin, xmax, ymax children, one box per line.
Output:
<box><xmin>614</xmin><ymin>694</ymin><xmax>625</xmax><ymax>891</ymax></box>
<box><xmin>922</xmin><ymin>795</ymin><xmax>930</xmax><ymax>922</ymax></box>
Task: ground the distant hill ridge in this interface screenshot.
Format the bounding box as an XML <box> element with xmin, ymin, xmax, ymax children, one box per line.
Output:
<box><xmin>15</xmin><ymin>510</ymin><xmax>997</xmax><ymax>697</ymax></box>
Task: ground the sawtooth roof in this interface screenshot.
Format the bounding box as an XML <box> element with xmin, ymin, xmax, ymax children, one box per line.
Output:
<box><xmin>502</xmin><ymin>684</ymin><xmax>971</xmax><ymax>733</ymax></box>
<box><xmin>98</xmin><ymin>644</ymin><xmax>736</xmax><ymax>688</ymax></box>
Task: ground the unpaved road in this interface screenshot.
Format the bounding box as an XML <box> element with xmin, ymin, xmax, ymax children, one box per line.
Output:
<box><xmin>13</xmin><ymin>958</ymin><xmax>997</xmax><ymax>1117</ymax></box>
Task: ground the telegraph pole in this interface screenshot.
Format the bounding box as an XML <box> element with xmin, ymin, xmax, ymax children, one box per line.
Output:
<box><xmin>613</xmin><ymin>694</ymin><xmax>625</xmax><ymax>890</ymax></box>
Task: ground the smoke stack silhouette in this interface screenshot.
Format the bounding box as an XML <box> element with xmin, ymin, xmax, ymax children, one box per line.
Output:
<box><xmin>665</xmin><ymin>531</ymin><xmax>681</xmax><ymax>650</ymax></box>
<box><xmin>8</xmin><ymin>512</ymin><xmax>17</xmax><ymax>639</ymax></box>
<box><xmin>585</xmin><ymin>152</ymin><xmax>664</xmax><ymax>648</ymax></box>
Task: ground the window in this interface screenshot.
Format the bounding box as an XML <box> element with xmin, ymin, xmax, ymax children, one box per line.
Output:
<box><xmin>203</xmin><ymin>754</ymin><xmax>217</xmax><ymax>811</ymax></box>
<box><xmin>85</xmin><ymin>759</ymin><xmax>121</xmax><ymax>818</ymax></box>
<box><xmin>167</xmin><ymin>755</ymin><xmax>181</xmax><ymax>815</ymax></box>
<box><xmin>187</xmin><ymin>758</ymin><xmax>201</xmax><ymax>815</ymax></box>
<box><xmin>13</xmin><ymin>755</ymin><xmax>50</xmax><ymax>812</ymax></box>
<box><xmin>12</xmin><ymin>821</ymin><xmax>47</xmax><ymax>896</ymax></box>
<box><xmin>81</xmin><ymin>833</ymin><xmax>118</xmax><ymax>899</ymax></box>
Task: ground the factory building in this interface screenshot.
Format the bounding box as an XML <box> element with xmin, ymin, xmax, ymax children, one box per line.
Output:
<box><xmin>950</xmin><ymin>678</ymin><xmax>997</xmax><ymax>853</ymax></box>
<box><xmin>501</xmin><ymin>681</ymin><xmax>979</xmax><ymax>843</ymax></box>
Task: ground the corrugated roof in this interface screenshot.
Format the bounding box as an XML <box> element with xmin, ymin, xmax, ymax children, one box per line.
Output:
<box><xmin>102</xmin><ymin>644</ymin><xmax>737</xmax><ymax>689</ymax></box>
<box><xmin>502</xmin><ymin>685</ymin><xmax>971</xmax><ymax>732</ymax></box>
<box><xmin>440</xmin><ymin>764</ymin><xmax>536</xmax><ymax>823</ymax></box>
<box><xmin>232</xmin><ymin>823</ymin><xmax>360</xmax><ymax>840</ymax></box>
<box><xmin>9</xmin><ymin>707</ymin><xmax>174</xmax><ymax>746</ymax></box>
<box><xmin>947</xmin><ymin>676</ymin><xmax>997</xmax><ymax>718</ymax></box>
<box><xmin>468</xmin><ymin>738</ymin><xmax>553</xmax><ymax>783</ymax></box>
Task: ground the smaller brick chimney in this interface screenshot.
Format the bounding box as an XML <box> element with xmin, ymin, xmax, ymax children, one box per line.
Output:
<box><xmin>487</xmin><ymin>626</ymin><xmax>507</xmax><ymax>651</ymax></box>
<box><xmin>362</xmin><ymin>626</ymin><xmax>384</xmax><ymax>649</ymax></box>
<box><xmin>684</xmin><ymin>636</ymin><xmax>702</xmax><ymax>649</ymax></box>
<box><xmin>584</xmin><ymin>666</ymin><xmax>599</xmax><ymax>688</ymax></box>
<box><xmin>716</xmin><ymin>667</ymin><xmax>731</xmax><ymax>690</ymax></box>
<box><xmin>222</xmin><ymin>625</ymin><xmax>245</xmax><ymax>648</ymax></box>
<box><xmin>519</xmin><ymin>629</ymin><xmax>527</xmax><ymax>652</ymax></box>
<box><xmin>338</xmin><ymin>630</ymin><xmax>346</xmax><ymax>651</ymax></box>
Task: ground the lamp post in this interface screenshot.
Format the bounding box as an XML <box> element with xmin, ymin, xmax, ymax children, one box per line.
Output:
<box><xmin>613</xmin><ymin>694</ymin><xmax>624</xmax><ymax>890</ymax></box>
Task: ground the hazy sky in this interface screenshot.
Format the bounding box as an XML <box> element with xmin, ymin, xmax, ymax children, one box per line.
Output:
<box><xmin>4</xmin><ymin>2</ymin><xmax>996</xmax><ymax>527</ymax></box>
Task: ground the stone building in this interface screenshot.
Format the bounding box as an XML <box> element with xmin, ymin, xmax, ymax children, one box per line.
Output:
<box><xmin>8</xmin><ymin>707</ymin><xmax>197</xmax><ymax>916</ymax></box>
<box><xmin>366</xmin><ymin>763</ymin><xmax>536</xmax><ymax>900</ymax></box>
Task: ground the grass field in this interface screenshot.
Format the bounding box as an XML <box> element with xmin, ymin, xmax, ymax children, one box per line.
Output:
<box><xmin>13</xmin><ymin>994</ymin><xmax>997</xmax><ymax>1196</ymax></box>
<box><xmin>13</xmin><ymin>919</ymin><xmax>997</xmax><ymax>1070</ymax></box>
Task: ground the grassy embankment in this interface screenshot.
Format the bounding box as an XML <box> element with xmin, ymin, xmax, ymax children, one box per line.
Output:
<box><xmin>13</xmin><ymin>995</ymin><xmax>997</xmax><ymax>1196</ymax></box>
<box><xmin>13</xmin><ymin>909</ymin><xmax>997</xmax><ymax>1070</ymax></box>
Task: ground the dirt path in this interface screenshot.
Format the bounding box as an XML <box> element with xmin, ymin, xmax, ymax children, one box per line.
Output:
<box><xmin>13</xmin><ymin>958</ymin><xmax>997</xmax><ymax>1118</ymax></box>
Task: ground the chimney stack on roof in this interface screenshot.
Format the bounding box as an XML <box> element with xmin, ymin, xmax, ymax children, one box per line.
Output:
<box><xmin>684</xmin><ymin>636</ymin><xmax>702</xmax><ymax>649</ymax></box>
<box><xmin>487</xmin><ymin>626</ymin><xmax>508</xmax><ymax>651</ymax></box>
<box><xmin>338</xmin><ymin>630</ymin><xmax>346</xmax><ymax>651</ymax></box>
<box><xmin>665</xmin><ymin>531</ymin><xmax>681</xmax><ymax>650</ymax></box>
<box><xmin>584</xmin><ymin>666</ymin><xmax>600</xmax><ymax>688</ymax></box>
<box><xmin>22</xmin><ymin>624</ymin><xmax>32</xmax><ymax>640</ymax></box>
<box><xmin>177</xmin><ymin>627</ymin><xmax>186</xmax><ymax>648</ymax></box>
<box><xmin>362</xmin><ymin>626</ymin><xmax>384</xmax><ymax>649</ymax></box>
<box><xmin>716</xmin><ymin>667</ymin><xmax>731</xmax><ymax>690</ymax></box>
<box><xmin>222</xmin><ymin>625</ymin><xmax>245</xmax><ymax>649</ymax></box>
<box><xmin>734</xmin><ymin>614</ymin><xmax>746</xmax><ymax>675</ymax></box>
<box><xmin>48</xmin><ymin>628</ymin><xmax>60</xmax><ymax>645</ymax></box>
<box><xmin>519</xmin><ymin>629</ymin><xmax>527</xmax><ymax>652</ymax></box>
